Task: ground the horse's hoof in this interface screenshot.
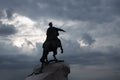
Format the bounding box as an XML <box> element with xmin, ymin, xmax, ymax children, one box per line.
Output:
<box><xmin>55</xmin><ymin>59</ymin><xmax>58</xmax><ymax>62</ymax></box>
<box><xmin>45</xmin><ymin>61</ymin><xmax>49</xmax><ymax>65</ymax></box>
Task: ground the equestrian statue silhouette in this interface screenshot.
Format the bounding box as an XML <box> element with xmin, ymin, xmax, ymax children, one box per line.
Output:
<box><xmin>40</xmin><ymin>22</ymin><xmax>66</xmax><ymax>64</ymax></box>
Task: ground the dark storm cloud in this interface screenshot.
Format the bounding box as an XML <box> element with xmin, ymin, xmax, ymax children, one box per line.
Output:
<box><xmin>107</xmin><ymin>0</ymin><xmax>120</xmax><ymax>15</ymax></box>
<box><xmin>0</xmin><ymin>69</ymin><xmax>30</xmax><ymax>80</ymax></box>
<box><xmin>0</xmin><ymin>10</ymin><xmax>5</xmax><ymax>18</ymax></box>
<box><xmin>36</xmin><ymin>0</ymin><xmax>120</xmax><ymax>23</ymax></box>
<box><xmin>81</xmin><ymin>33</ymin><xmax>95</xmax><ymax>45</ymax></box>
<box><xmin>0</xmin><ymin>41</ymin><xmax>42</xmax><ymax>80</ymax></box>
<box><xmin>30</xmin><ymin>0</ymin><xmax>120</xmax><ymax>22</ymax></box>
<box><xmin>60</xmin><ymin>40</ymin><xmax>119</xmax><ymax>73</ymax></box>
<box><xmin>0</xmin><ymin>42</ymin><xmax>41</xmax><ymax>68</ymax></box>
<box><xmin>0</xmin><ymin>55</ymin><xmax>36</xmax><ymax>69</ymax></box>
<box><xmin>0</xmin><ymin>40</ymin><xmax>44</xmax><ymax>70</ymax></box>
<box><xmin>61</xmin><ymin>40</ymin><xmax>120</xmax><ymax>80</ymax></box>
<box><xmin>0</xmin><ymin>23</ymin><xmax>17</xmax><ymax>36</ymax></box>
<box><xmin>5</xmin><ymin>8</ymin><xmax>14</xmax><ymax>18</ymax></box>
<box><xmin>0</xmin><ymin>0</ymin><xmax>120</xmax><ymax>23</ymax></box>
<box><xmin>0</xmin><ymin>8</ymin><xmax>13</xmax><ymax>19</ymax></box>
<box><xmin>0</xmin><ymin>42</ymin><xmax>39</xmax><ymax>80</ymax></box>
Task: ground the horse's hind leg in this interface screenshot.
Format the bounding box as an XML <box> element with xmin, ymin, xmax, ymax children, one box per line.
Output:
<box><xmin>40</xmin><ymin>49</ymin><xmax>48</xmax><ymax>63</ymax></box>
<box><xmin>40</xmin><ymin>56</ymin><xmax>44</xmax><ymax>63</ymax></box>
<box><xmin>53</xmin><ymin>50</ymin><xmax>57</xmax><ymax>61</ymax></box>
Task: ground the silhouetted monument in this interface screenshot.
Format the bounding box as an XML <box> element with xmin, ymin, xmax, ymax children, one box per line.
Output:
<box><xmin>26</xmin><ymin>22</ymin><xmax>70</xmax><ymax>80</ymax></box>
<box><xmin>40</xmin><ymin>22</ymin><xmax>65</xmax><ymax>64</ymax></box>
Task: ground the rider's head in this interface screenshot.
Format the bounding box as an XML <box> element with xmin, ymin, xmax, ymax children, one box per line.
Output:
<box><xmin>48</xmin><ymin>22</ymin><xmax>53</xmax><ymax>27</ymax></box>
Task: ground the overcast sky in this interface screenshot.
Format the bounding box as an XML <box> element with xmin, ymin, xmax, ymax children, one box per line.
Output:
<box><xmin>0</xmin><ymin>0</ymin><xmax>120</xmax><ymax>80</ymax></box>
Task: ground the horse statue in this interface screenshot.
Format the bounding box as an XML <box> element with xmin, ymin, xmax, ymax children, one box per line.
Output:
<box><xmin>38</xmin><ymin>22</ymin><xmax>65</xmax><ymax>73</ymax></box>
<box><xmin>40</xmin><ymin>39</ymin><xmax>63</xmax><ymax>64</ymax></box>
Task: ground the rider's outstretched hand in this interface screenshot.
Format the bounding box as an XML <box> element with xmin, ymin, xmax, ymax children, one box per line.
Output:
<box><xmin>63</xmin><ymin>30</ymin><xmax>66</xmax><ymax>32</ymax></box>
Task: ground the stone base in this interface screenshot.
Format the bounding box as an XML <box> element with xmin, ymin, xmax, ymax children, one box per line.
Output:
<box><xmin>26</xmin><ymin>62</ymin><xmax>70</xmax><ymax>80</ymax></box>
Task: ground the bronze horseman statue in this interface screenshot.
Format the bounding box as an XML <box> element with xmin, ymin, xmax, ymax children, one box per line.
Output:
<box><xmin>28</xmin><ymin>22</ymin><xmax>66</xmax><ymax>75</ymax></box>
<box><xmin>40</xmin><ymin>22</ymin><xmax>66</xmax><ymax>64</ymax></box>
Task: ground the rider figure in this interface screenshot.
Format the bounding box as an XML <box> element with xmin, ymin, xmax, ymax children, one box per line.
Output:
<box><xmin>43</xmin><ymin>22</ymin><xmax>65</xmax><ymax>53</ymax></box>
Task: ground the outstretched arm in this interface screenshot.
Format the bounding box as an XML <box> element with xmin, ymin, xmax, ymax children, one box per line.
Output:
<box><xmin>55</xmin><ymin>27</ymin><xmax>66</xmax><ymax>32</ymax></box>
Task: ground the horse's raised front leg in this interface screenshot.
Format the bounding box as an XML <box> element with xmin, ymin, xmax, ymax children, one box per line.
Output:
<box><xmin>60</xmin><ymin>47</ymin><xmax>63</xmax><ymax>53</ymax></box>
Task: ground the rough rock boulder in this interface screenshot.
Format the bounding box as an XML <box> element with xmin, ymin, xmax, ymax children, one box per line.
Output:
<box><xmin>25</xmin><ymin>62</ymin><xmax>70</xmax><ymax>80</ymax></box>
